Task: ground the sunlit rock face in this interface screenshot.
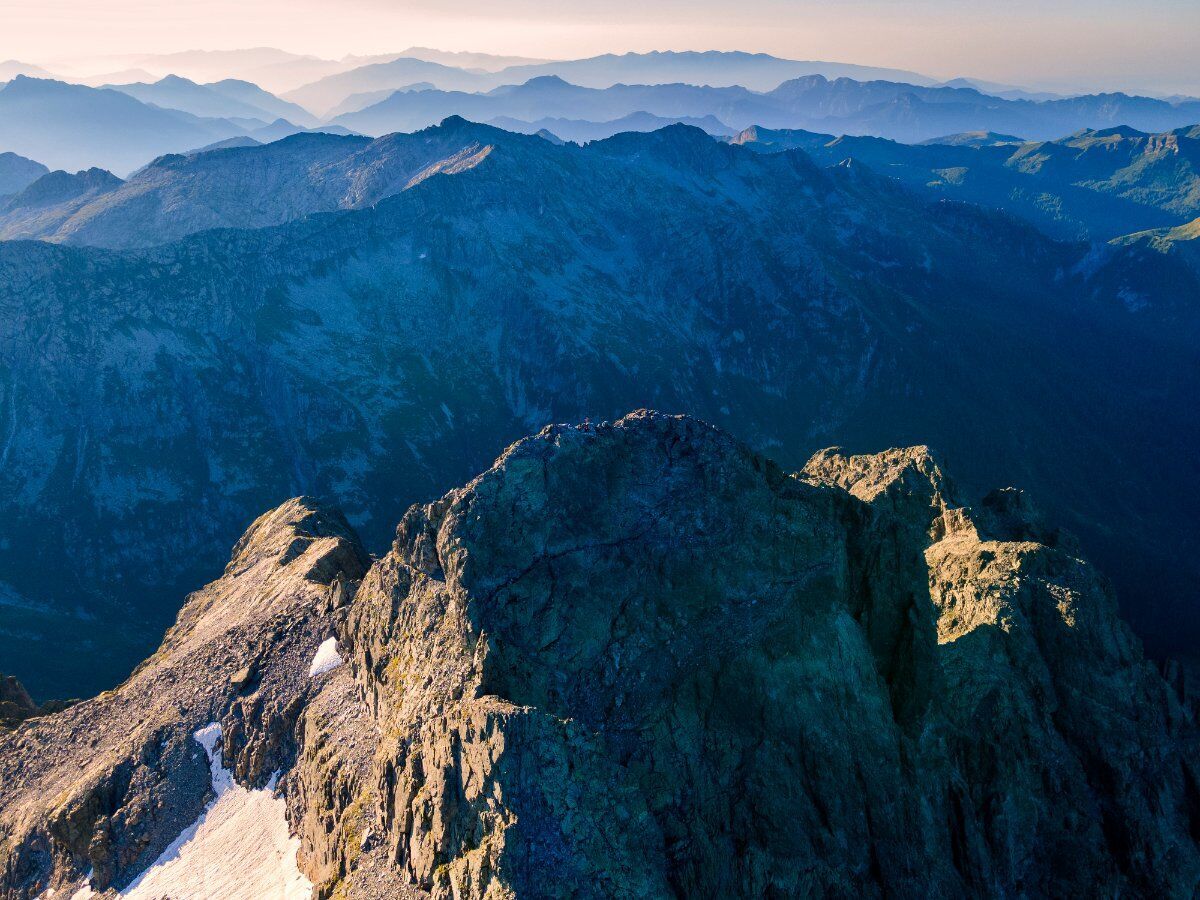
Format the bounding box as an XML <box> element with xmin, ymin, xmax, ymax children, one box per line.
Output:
<box><xmin>1</xmin><ymin>412</ymin><xmax>1197</xmax><ymax>899</ymax></box>
<box><xmin>0</xmin><ymin>499</ymin><xmax>369</xmax><ymax>899</ymax></box>
<box><xmin>332</xmin><ymin>412</ymin><xmax>1200</xmax><ymax>898</ymax></box>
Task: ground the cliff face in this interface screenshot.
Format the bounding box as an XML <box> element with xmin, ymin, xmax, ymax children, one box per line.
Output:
<box><xmin>1</xmin><ymin>412</ymin><xmax>1196</xmax><ymax>898</ymax></box>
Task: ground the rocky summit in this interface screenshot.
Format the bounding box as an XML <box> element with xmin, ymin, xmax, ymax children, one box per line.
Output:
<box><xmin>1</xmin><ymin>411</ymin><xmax>1196</xmax><ymax>898</ymax></box>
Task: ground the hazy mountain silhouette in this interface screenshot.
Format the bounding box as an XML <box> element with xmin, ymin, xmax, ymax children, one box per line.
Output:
<box><xmin>492</xmin><ymin>50</ymin><xmax>937</xmax><ymax>91</ymax></box>
<box><xmin>490</xmin><ymin>111</ymin><xmax>736</xmax><ymax>142</ymax></box>
<box><xmin>128</xmin><ymin>47</ymin><xmax>349</xmax><ymax>93</ymax></box>
<box><xmin>323</xmin><ymin>83</ymin><xmax>438</xmax><ymax>118</ymax></box>
<box><xmin>287</xmin><ymin>51</ymin><xmax>939</xmax><ymax>117</ymax></box>
<box><xmin>284</xmin><ymin>57</ymin><xmax>495</xmax><ymax>116</ymax></box>
<box><xmin>0</xmin><ymin>151</ymin><xmax>48</xmax><ymax>196</ymax></box>
<box><xmin>332</xmin><ymin>74</ymin><xmax>1200</xmax><ymax>144</ymax></box>
<box><xmin>937</xmin><ymin>76</ymin><xmax>1065</xmax><ymax>102</ymax></box>
<box><xmin>0</xmin><ymin>60</ymin><xmax>55</xmax><ymax>80</ymax></box>
<box><xmin>0</xmin><ymin>76</ymin><xmax>251</xmax><ymax>174</ymax></box>
<box><xmin>395</xmin><ymin>47</ymin><xmax>555</xmax><ymax>71</ymax></box>
<box><xmin>105</xmin><ymin>74</ymin><xmax>317</xmax><ymax>126</ymax></box>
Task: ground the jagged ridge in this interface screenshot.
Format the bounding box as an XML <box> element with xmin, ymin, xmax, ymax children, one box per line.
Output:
<box><xmin>2</xmin><ymin>411</ymin><xmax>1195</xmax><ymax>899</ymax></box>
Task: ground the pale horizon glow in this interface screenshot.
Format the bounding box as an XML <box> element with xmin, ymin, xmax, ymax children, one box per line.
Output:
<box><xmin>2</xmin><ymin>0</ymin><xmax>1198</xmax><ymax>96</ymax></box>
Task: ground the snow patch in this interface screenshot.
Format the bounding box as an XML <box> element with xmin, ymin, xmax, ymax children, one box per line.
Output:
<box><xmin>57</xmin><ymin>723</ymin><xmax>311</xmax><ymax>899</ymax></box>
<box><xmin>308</xmin><ymin>637</ymin><xmax>343</xmax><ymax>677</ymax></box>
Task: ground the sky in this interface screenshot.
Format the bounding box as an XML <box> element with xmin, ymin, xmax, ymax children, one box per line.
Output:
<box><xmin>2</xmin><ymin>0</ymin><xmax>1198</xmax><ymax>95</ymax></box>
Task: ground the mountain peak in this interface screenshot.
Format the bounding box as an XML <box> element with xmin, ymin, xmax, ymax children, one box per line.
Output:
<box><xmin>426</xmin><ymin>115</ymin><xmax>508</xmax><ymax>143</ymax></box>
<box><xmin>8</xmin><ymin>411</ymin><xmax>1192</xmax><ymax>896</ymax></box>
<box><xmin>590</xmin><ymin>122</ymin><xmax>737</xmax><ymax>173</ymax></box>
<box><xmin>156</xmin><ymin>73</ymin><xmax>199</xmax><ymax>86</ymax></box>
<box><xmin>4</xmin><ymin>167</ymin><xmax>122</xmax><ymax>210</ymax></box>
<box><xmin>520</xmin><ymin>74</ymin><xmax>572</xmax><ymax>88</ymax></box>
<box><xmin>1</xmin><ymin>74</ymin><xmax>66</xmax><ymax>93</ymax></box>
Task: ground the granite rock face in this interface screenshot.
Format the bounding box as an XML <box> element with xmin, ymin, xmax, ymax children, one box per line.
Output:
<box><xmin>1</xmin><ymin>412</ymin><xmax>1196</xmax><ymax>898</ymax></box>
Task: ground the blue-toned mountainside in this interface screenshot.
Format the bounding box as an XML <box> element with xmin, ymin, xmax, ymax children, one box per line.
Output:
<box><xmin>104</xmin><ymin>74</ymin><xmax>318</xmax><ymax>126</ymax></box>
<box><xmin>6</xmin><ymin>61</ymin><xmax>1200</xmax><ymax>180</ymax></box>
<box><xmin>0</xmin><ymin>129</ymin><xmax>495</xmax><ymax>248</ymax></box>
<box><xmin>734</xmin><ymin>124</ymin><xmax>1200</xmax><ymax>240</ymax></box>
<box><xmin>0</xmin><ymin>152</ymin><xmax>47</xmax><ymax>196</ymax></box>
<box><xmin>2</xmin><ymin>117</ymin><xmax>1195</xmax><ymax>249</ymax></box>
<box><xmin>0</xmin><ymin>168</ymin><xmax>124</xmax><ymax>242</ymax></box>
<box><xmin>331</xmin><ymin>74</ymin><xmax>1200</xmax><ymax>144</ymax></box>
<box><xmin>0</xmin><ymin>76</ymin><xmax>256</xmax><ymax>174</ymax></box>
<box><xmin>0</xmin><ymin>76</ymin><xmax>348</xmax><ymax>175</ymax></box>
<box><xmin>493</xmin><ymin>49</ymin><xmax>937</xmax><ymax>91</ymax></box>
<box><xmin>283</xmin><ymin>50</ymin><xmax>939</xmax><ymax>115</ymax></box>
<box><xmin>0</xmin><ymin>120</ymin><xmax>1197</xmax><ymax>698</ymax></box>
<box><xmin>490</xmin><ymin>111</ymin><xmax>737</xmax><ymax>143</ymax></box>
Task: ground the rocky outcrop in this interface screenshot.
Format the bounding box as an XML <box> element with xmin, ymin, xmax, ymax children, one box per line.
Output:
<box><xmin>323</xmin><ymin>412</ymin><xmax>1199</xmax><ymax>897</ymax></box>
<box><xmin>1</xmin><ymin>412</ymin><xmax>1196</xmax><ymax>898</ymax></box>
<box><xmin>0</xmin><ymin>678</ymin><xmax>39</xmax><ymax>732</ymax></box>
<box><xmin>0</xmin><ymin>678</ymin><xmax>73</xmax><ymax>732</ymax></box>
<box><xmin>0</xmin><ymin>498</ymin><xmax>369</xmax><ymax>899</ymax></box>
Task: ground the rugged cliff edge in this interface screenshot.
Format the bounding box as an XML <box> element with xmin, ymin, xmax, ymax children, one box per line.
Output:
<box><xmin>1</xmin><ymin>411</ymin><xmax>1197</xmax><ymax>898</ymax></box>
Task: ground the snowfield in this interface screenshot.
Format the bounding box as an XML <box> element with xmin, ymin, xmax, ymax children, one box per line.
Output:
<box><xmin>51</xmin><ymin>723</ymin><xmax>311</xmax><ymax>899</ymax></box>
<box><xmin>308</xmin><ymin>637</ymin><xmax>343</xmax><ymax>677</ymax></box>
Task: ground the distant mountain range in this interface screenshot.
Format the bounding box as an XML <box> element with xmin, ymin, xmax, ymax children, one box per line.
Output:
<box><xmin>88</xmin><ymin>47</ymin><xmax>554</xmax><ymax>93</ymax></box>
<box><xmin>495</xmin><ymin>50</ymin><xmax>937</xmax><ymax>92</ymax></box>
<box><xmin>0</xmin><ymin>76</ymin><xmax>355</xmax><ymax>174</ymax></box>
<box><xmin>0</xmin><ymin>76</ymin><xmax>252</xmax><ymax>173</ymax></box>
<box><xmin>936</xmin><ymin>77</ymin><xmax>1065</xmax><ymax>102</ymax></box>
<box><xmin>332</xmin><ymin>74</ymin><xmax>1200</xmax><ymax>144</ymax></box>
<box><xmin>0</xmin><ymin>151</ymin><xmax>47</xmax><ymax>195</ymax></box>
<box><xmin>282</xmin><ymin>57</ymin><xmax>503</xmax><ymax>115</ymax></box>
<box><xmin>391</xmin><ymin>47</ymin><xmax>554</xmax><ymax>71</ymax></box>
<box><xmin>2</xmin><ymin>116</ymin><xmax>1197</xmax><ymax>248</ymax></box>
<box><xmin>0</xmin><ymin>60</ymin><xmax>54</xmax><ymax>80</ymax></box>
<box><xmin>0</xmin><ymin>128</ymin><xmax>494</xmax><ymax>247</ymax></box>
<box><xmin>732</xmin><ymin>124</ymin><xmax>1200</xmax><ymax>240</ymax></box>
<box><xmin>112</xmin><ymin>47</ymin><xmax>360</xmax><ymax>94</ymax></box>
<box><xmin>491</xmin><ymin>111</ymin><xmax>737</xmax><ymax>143</ymax></box>
<box><xmin>104</xmin><ymin>74</ymin><xmax>317</xmax><ymax>126</ymax></box>
<box><xmin>5</xmin><ymin>50</ymin><xmax>1200</xmax><ymax>175</ymax></box>
<box><xmin>281</xmin><ymin>51</ymin><xmax>938</xmax><ymax>117</ymax></box>
<box><xmin>0</xmin><ymin>119</ymin><xmax>1197</xmax><ymax>699</ymax></box>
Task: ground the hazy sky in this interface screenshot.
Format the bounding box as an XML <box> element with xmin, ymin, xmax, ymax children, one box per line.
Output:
<box><xmin>3</xmin><ymin>0</ymin><xmax>1198</xmax><ymax>94</ymax></box>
